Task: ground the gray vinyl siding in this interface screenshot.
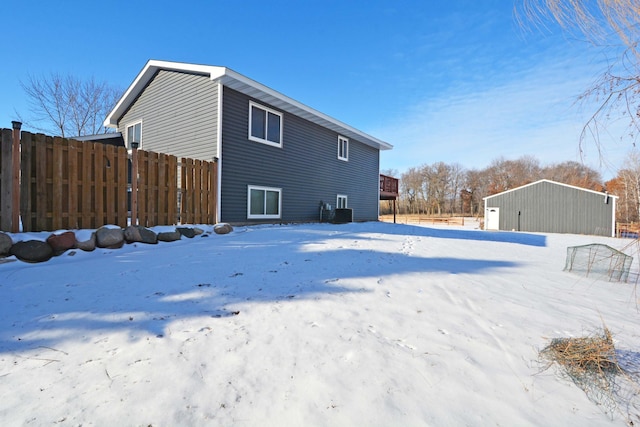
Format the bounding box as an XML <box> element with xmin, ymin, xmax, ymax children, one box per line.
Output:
<box><xmin>485</xmin><ymin>181</ymin><xmax>614</xmax><ymax>236</ymax></box>
<box><xmin>220</xmin><ymin>87</ymin><xmax>380</xmax><ymax>223</ymax></box>
<box><xmin>117</xmin><ymin>70</ymin><xmax>218</xmax><ymax>161</ymax></box>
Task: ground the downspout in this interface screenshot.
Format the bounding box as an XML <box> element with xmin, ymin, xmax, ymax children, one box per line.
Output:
<box><xmin>216</xmin><ymin>82</ymin><xmax>223</xmax><ymax>224</ymax></box>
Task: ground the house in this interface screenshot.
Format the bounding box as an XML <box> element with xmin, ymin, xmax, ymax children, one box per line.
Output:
<box><xmin>104</xmin><ymin>60</ymin><xmax>393</xmax><ymax>224</ymax></box>
<box><xmin>483</xmin><ymin>179</ymin><xmax>617</xmax><ymax>237</ymax></box>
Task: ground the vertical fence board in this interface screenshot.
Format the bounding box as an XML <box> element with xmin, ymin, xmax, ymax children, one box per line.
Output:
<box><xmin>149</xmin><ymin>151</ymin><xmax>158</xmax><ymax>226</ymax></box>
<box><xmin>138</xmin><ymin>150</ymin><xmax>148</xmax><ymax>227</ymax></box>
<box><xmin>51</xmin><ymin>138</ymin><xmax>63</xmax><ymax>230</ymax></box>
<box><xmin>34</xmin><ymin>135</ymin><xmax>48</xmax><ymax>231</ymax></box>
<box><xmin>170</xmin><ymin>155</ymin><xmax>178</xmax><ymax>225</ymax></box>
<box><xmin>117</xmin><ymin>147</ymin><xmax>128</xmax><ymax>227</ymax></box>
<box><xmin>20</xmin><ymin>132</ymin><xmax>33</xmax><ymax>231</ymax></box>
<box><xmin>0</xmin><ymin>129</ymin><xmax>12</xmax><ymax>231</ymax></box>
<box><xmin>105</xmin><ymin>145</ymin><xmax>115</xmax><ymax>224</ymax></box>
<box><xmin>94</xmin><ymin>143</ymin><xmax>104</xmax><ymax>226</ymax></box>
<box><xmin>157</xmin><ymin>153</ymin><xmax>166</xmax><ymax>225</ymax></box>
<box><xmin>68</xmin><ymin>140</ymin><xmax>79</xmax><ymax>229</ymax></box>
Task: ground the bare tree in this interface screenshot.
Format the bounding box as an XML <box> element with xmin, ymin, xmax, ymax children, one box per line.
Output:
<box><xmin>542</xmin><ymin>160</ymin><xmax>603</xmax><ymax>189</ymax></box>
<box><xmin>608</xmin><ymin>149</ymin><xmax>640</xmax><ymax>222</ymax></box>
<box><xmin>517</xmin><ymin>0</ymin><xmax>640</xmax><ymax>154</ymax></box>
<box><xmin>19</xmin><ymin>73</ymin><xmax>122</xmax><ymax>138</ymax></box>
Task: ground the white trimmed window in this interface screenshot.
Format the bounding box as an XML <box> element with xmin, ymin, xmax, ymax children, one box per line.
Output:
<box><xmin>249</xmin><ymin>101</ymin><xmax>283</xmax><ymax>147</ymax></box>
<box><xmin>126</xmin><ymin>121</ymin><xmax>142</xmax><ymax>149</ymax></box>
<box><xmin>338</xmin><ymin>135</ymin><xmax>349</xmax><ymax>161</ymax></box>
<box><xmin>337</xmin><ymin>194</ymin><xmax>348</xmax><ymax>209</ymax></box>
<box><xmin>248</xmin><ymin>185</ymin><xmax>282</xmax><ymax>219</ymax></box>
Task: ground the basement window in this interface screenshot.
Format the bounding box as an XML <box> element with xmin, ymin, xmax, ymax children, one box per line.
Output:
<box><xmin>248</xmin><ymin>185</ymin><xmax>281</xmax><ymax>219</ymax></box>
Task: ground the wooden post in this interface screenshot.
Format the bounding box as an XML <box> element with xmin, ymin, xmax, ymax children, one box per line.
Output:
<box><xmin>11</xmin><ymin>121</ymin><xmax>21</xmax><ymax>232</ymax></box>
<box><xmin>393</xmin><ymin>199</ymin><xmax>397</xmax><ymax>224</ymax></box>
<box><xmin>131</xmin><ymin>144</ymin><xmax>139</xmax><ymax>226</ymax></box>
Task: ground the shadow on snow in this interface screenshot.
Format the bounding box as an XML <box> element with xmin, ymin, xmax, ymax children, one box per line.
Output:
<box><xmin>0</xmin><ymin>222</ymin><xmax>521</xmax><ymax>353</ymax></box>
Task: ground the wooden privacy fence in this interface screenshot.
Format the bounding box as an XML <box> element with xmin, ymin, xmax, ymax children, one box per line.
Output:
<box><xmin>0</xmin><ymin>127</ymin><xmax>218</xmax><ymax>232</ymax></box>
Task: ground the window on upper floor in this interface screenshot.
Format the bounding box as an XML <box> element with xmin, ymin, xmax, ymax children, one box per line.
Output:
<box><xmin>337</xmin><ymin>194</ymin><xmax>348</xmax><ymax>209</ymax></box>
<box><xmin>248</xmin><ymin>185</ymin><xmax>282</xmax><ymax>219</ymax></box>
<box><xmin>338</xmin><ymin>135</ymin><xmax>349</xmax><ymax>161</ymax></box>
<box><xmin>126</xmin><ymin>121</ymin><xmax>142</xmax><ymax>149</ymax></box>
<box><xmin>249</xmin><ymin>101</ymin><xmax>282</xmax><ymax>147</ymax></box>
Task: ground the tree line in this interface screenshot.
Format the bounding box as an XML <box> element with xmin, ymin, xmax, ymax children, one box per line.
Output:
<box><xmin>381</xmin><ymin>155</ymin><xmax>606</xmax><ymax>218</ymax></box>
<box><xmin>384</xmin><ymin>152</ymin><xmax>640</xmax><ymax>223</ymax></box>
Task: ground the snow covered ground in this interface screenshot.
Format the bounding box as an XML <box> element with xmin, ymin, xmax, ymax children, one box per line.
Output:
<box><xmin>0</xmin><ymin>220</ymin><xmax>639</xmax><ymax>426</ymax></box>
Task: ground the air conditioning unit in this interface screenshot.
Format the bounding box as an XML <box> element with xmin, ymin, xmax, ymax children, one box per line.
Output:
<box><xmin>333</xmin><ymin>208</ymin><xmax>353</xmax><ymax>224</ymax></box>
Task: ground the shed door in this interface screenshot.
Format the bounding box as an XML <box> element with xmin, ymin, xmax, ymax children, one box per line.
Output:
<box><xmin>486</xmin><ymin>207</ymin><xmax>499</xmax><ymax>230</ymax></box>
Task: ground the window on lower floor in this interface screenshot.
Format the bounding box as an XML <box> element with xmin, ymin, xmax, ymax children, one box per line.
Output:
<box><xmin>248</xmin><ymin>185</ymin><xmax>282</xmax><ymax>219</ymax></box>
<box><xmin>337</xmin><ymin>194</ymin><xmax>348</xmax><ymax>209</ymax></box>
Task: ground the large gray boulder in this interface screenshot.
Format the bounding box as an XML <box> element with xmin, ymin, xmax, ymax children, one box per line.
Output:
<box><xmin>214</xmin><ymin>223</ymin><xmax>233</xmax><ymax>235</ymax></box>
<box><xmin>10</xmin><ymin>240</ymin><xmax>54</xmax><ymax>263</ymax></box>
<box><xmin>176</xmin><ymin>227</ymin><xmax>196</xmax><ymax>238</ymax></box>
<box><xmin>157</xmin><ymin>230</ymin><xmax>182</xmax><ymax>242</ymax></box>
<box><xmin>95</xmin><ymin>226</ymin><xmax>125</xmax><ymax>249</ymax></box>
<box><xmin>0</xmin><ymin>232</ymin><xmax>12</xmax><ymax>256</ymax></box>
<box><xmin>124</xmin><ymin>225</ymin><xmax>158</xmax><ymax>244</ymax></box>
<box><xmin>75</xmin><ymin>232</ymin><xmax>96</xmax><ymax>251</ymax></box>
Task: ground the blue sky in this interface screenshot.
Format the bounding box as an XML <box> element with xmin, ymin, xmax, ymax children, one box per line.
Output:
<box><xmin>1</xmin><ymin>0</ymin><xmax>632</xmax><ymax>179</ymax></box>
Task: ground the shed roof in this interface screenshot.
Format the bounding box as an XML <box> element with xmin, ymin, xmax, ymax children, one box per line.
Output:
<box><xmin>482</xmin><ymin>179</ymin><xmax>617</xmax><ymax>201</ymax></box>
<box><xmin>105</xmin><ymin>60</ymin><xmax>393</xmax><ymax>151</ymax></box>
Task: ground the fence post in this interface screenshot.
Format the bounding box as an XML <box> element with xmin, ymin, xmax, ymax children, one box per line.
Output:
<box><xmin>131</xmin><ymin>142</ymin><xmax>139</xmax><ymax>226</ymax></box>
<box><xmin>11</xmin><ymin>121</ymin><xmax>21</xmax><ymax>232</ymax></box>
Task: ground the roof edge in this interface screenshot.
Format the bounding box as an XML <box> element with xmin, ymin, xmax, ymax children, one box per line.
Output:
<box><xmin>104</xmin><ymin>60</ymin><xmax>393</xmax><ymax>151</ymax></box>
<box><xmin>482</xmin><ymin>179</ymin><xmax>618</xmax><ymax>200</ymax></box>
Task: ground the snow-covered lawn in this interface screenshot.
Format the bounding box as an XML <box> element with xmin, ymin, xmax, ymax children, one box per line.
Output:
<box><xmin>1</xmin><ymin>221</ymin><xmax>638</xmax><ymax>426</ymax></box>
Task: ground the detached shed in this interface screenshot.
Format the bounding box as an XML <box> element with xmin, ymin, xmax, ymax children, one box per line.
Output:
<box><xmin>483</xmin><ymin>179</ymin><xmax>617</xmax><ymax>237</ymax></box>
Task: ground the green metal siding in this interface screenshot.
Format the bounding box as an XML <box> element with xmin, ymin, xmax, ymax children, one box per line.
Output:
<box><xmin>486</xmin><ymin>181</ymin><xmax>614</xmax><ymax>236</ymax></box>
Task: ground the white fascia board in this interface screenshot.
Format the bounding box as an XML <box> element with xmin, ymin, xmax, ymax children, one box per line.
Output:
<box><xmin>104</xmin><ymin>60</ymin><xmax>225</xmax><ymax>128</ymax></box>
<box><xmin>105</xmin><ymin>60</ymin><xmax>393</xmax><ymax>151</ymax></box>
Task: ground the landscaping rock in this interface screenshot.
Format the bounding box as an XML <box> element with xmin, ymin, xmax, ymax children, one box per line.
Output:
<box><xmin>124</xmin><ymin>225</ymin><xmax>158</xmax><ymax>244</ymax></box>
<box><xmin>193</xmin><ymin>227</ymin><xmax>204</xmax><ymax>235</ymax></box>
<box><xmin>176</xmin><ymin>227</ymin><xmax>196</xmax><ymax>238</ymax></box>
<box><xmin>157</xmin><ymin>230</ymin><xmax>182</xmax><ymax>242</ymax></box>
<box><xmin>95</xmin><ymin>226</ymin><xmax>125</xmax><ymax>249</ymax></box>
<box><xmin>46</xmin><ymin>231</ymin><xmax>77</xmax><ymax>254</ymax></box>
<box><xmin>0</xmin><ymin>232</ymin><xmax>12</xmax><ymax>256</ymax></box>
<box><xmin>10</xmin><ymin>240</ymin><xmax>54</xmax><ymax>263</ymax></box>
<box><xmin>214</xmin><ymin>223</ymin><xmax>233</xmax><ymax>235</ymax></box>
<box><xmin>75</xmin><ymin>233</ymin><xmax>96</xmax><ymax>251</ymax></box>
